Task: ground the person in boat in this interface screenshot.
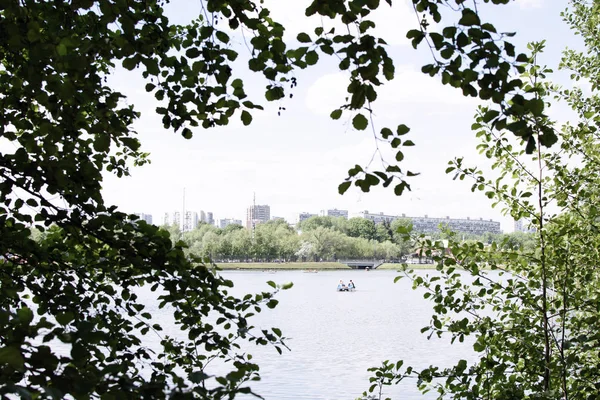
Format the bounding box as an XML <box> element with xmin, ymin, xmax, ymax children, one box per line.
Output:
<box><xmin>348</xmin><ymin>280</ymin><xmax>356</xmax><ymax>290</ymax></box>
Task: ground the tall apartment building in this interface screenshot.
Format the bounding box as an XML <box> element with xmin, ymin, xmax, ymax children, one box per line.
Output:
<box><xmin>134</xmin><ymin>213</ymin><xmax>153</xmax><ymax>225</ymax></box>
<box><xmin>298</xmin><ymin>212</ymin><xmax>317</xmax><ymax>223</ymax></box>
<box><xmin>206</xmin><ymin>212</ymin><xmax>214</xmax><ymax>226</ymax></box>
<box><xmin>246</xmin><ymin>204</ymin><xmax>270</xmax><ymax>230</ymax></box>
<box><xmin>219</xmin><ymin>218</ymin><xmax>243</xmax><ymax>229</ymax></box>
<box><xmin>163</xmin><ymin>211</ymin><xmax>181</xmax><ymax>227</ymax></box>
<box><xmin>199</xmin><ymin>211</ymin><xmax>206</xmax><ymax>223</ymax></box>
<box><xmin>183</xmin><ymin>211</ymin><xmax>199</xmax><ymax>232</ymax></box>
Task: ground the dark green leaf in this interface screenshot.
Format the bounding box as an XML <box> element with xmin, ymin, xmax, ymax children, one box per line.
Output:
<box><xmin>241</xmin><ymin>111</ymin><xmax>252</xmax><ymax>126</ymax></box>
<box><xmin>339</xmin><ymin>181</ymin><xmax>352</xmax><ymax>194</ymax></box>
<box><xmin>353</xmin><ymin>114</ymin><xmax>369</xmax><ymax>130</ymax></box>
<box><xmin>297</xmin><ymin>33</ymin><xmax>311</xmax><ymax>43</ymax></box>
<box><xmin>0</xmin><ymin>347</ymin><xmax>25</xmax><ymax>371</ymax></box>
<box><xmin>330</xmin><ymin>109</ymin><xmax>343</xmax><ymax>120</ymax></box>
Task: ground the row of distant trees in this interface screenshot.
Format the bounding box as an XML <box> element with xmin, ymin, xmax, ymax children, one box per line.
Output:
<box><xmin>159</xmin><ymin>216</ymin><xmax>536</xmax><ymax>262</ymax></box>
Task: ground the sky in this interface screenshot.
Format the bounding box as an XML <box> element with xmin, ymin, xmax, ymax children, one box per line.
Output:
<box><xmin>99</xmin><ymin>0</ymin><xmax>580</xmax><ymax>231</ymax></box>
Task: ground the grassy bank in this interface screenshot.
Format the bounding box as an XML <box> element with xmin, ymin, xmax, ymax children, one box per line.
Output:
<box><xmin>215</xmin><ymin>262</ymin><xmax>350</xmax><ymax>270</ymax></box>
<box><xmin>377</xmin><ymin>262</ymin><xmax>438</xmax><ymax>270</ymax></box>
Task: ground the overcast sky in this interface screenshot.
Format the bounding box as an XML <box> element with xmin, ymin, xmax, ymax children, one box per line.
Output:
<box><xmin>99</xmin><ymin>0</ymin><xmax>578</xmax><ymax>231</ymax></box>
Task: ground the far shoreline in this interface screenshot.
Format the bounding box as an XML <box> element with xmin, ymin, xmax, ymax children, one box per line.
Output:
<box><xmin>214</xmin><ymin>262</ymin><xmax>438</xmax><ymax>270</ymax></box>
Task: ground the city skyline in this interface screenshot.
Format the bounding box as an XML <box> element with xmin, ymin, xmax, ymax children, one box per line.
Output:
<box><xmin>141</xmin><ymin>202</ymin><xmax>507</xmax><ymax>232</ymax></box>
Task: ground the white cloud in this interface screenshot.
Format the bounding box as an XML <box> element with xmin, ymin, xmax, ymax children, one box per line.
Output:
<box><xmin>305</xmin><ymin>66</ymin><xmax>479</xmax><ymax>117</ymax></box>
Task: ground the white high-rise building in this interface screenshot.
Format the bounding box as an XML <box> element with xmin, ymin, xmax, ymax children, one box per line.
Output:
<box><xmin>163</xmin><ymin>211</ymin><xmax>181</xmax><ymax>227</ymax></box>
<box><xmin>183</xmin><ymin>211</ymin><xmax>199</xmax><ymax>232</ymax></box>
<box><xmin>246</xmin><ymin>204</ymin><xmax>270</xmax><ymax>230</ymax></box>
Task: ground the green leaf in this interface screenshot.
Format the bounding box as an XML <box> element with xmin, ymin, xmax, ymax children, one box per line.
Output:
<box><xmin>305</xmin><ymin>50</ymin><xmax>319</xmax><ymax>65</ymax></box>
<box><xmin>215</xmin><ymin>31</ymin><xmax>229</xmax><ymax>43</ymax></box>
<box><xmin>297</xmin><ymin>32</ymin><xmax>311</xmax><ymax>43</ymax></box>
<box><xmin>190</xmin><ymin>371</ymin><xmax>211</xmax><ymax>383</ymax></box>
<box><xmin>527</xmin><ymin>98</ymin><xmax>544</xmax><ymax>116</ymax></box>
<box><xmin>122</xmin><ymin>58</ymin><xmax>137</xmax><ymax>70</ymax></box>
<box><xmin>57</xmin><ymin>43</ymin><xmax>67</xmax><ymax>56</ymax></box>
<box><xmin>121</xmin><ymin>137</ymin><xmax>140</xmax><ymax>151</ymax></box>
<box><xmin>241</xmin><ymin>110</ymin><xmax>252</xmax><ymax>126</ymax></box>
<box><xmin>330</xmin><ymin>109</ymin><xmax>343</xmax><ymax>120</ymax></box>
<box><xmin>267</xmin><ymin>281</ymin><xmax>276</xmax><ymax>289</ymax></box>
<box><xmin>459</xmin><ymin>9</ymin><xmax>481</xmax><ymax>26</ymax></box>
<box><xmin>17</xmin><ymin>307</ymin><xmax>34</xmax><ymax>324</ymax></box>
<box><xmin>94</xmin><ymin>135</ymin><xmax>110</xmax><ymax>152</ymax></box>
<box><xmin>396</xmin><ymin>124</ymin><xmax>410</xmax><ymax>135</ymax></box>
<box><xmin>266</xmin><ymin>299</ymin><xmax>278</xmax><ymax>309</ymax></box>
<box><xmin>352</xmin><ymin>114</ymin><xmax>369</xmax><ymax>130</ymax></box>
<box><xmin>56</xmin><ymin>312</ymin><xmax>74</xmax><ymax>325</ymax></box>
<box><xmin>232</xmin><ymin>78</ymin><xmax>243</xmax><ymax>89</ymax></box>
<box><xmin>0</xmin><ymin>347</ymin><xmax>25</xmax><ymax>371</ymax></box>
<box><xmin>338</xmin><ymin>181</ymin><xmax>351</xmax><ymax>194</ymax></box>
<box><xmin>381</xmin><ymin>127</ymin><xmax>393</xmax><ymax>138</ymax></box>
<box><xmin>182</xmin><ymin>128</ymin><xmax>193</xmax><ymax>139</ymax></box>
<box><xmin>186</xmin><ymin>48</ymin><xmax>201</xmax><ymax>58</ymax></box>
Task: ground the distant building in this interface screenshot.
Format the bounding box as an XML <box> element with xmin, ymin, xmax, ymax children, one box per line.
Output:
<box><xmin>183</xmin><ymin>211</ymin><xmax>199</xmax><ymax>232</ymax></box>
<box><xmin>321</xmin><ymin>208</ymin><xmax>349</xmax><ymax>219</ymax></box>
<box><xmin>219</xmin><ymin>218</ymin><xmax>243</xmax><ymax>229</ymax></box>
<box><xmin>163</xmin><ymin>211</ymin><xmax>181</xmax><ymax>227</ymax></box>
<box><xmin>298</xmin><ymin>212</ymin><xmax>317</xmax><ymax>223</ymax></box>
<box><xmin>357</xmin><ymin>210</ymin><xmax>501</xmax><ymax>235</ymax></box>
<box><xmin>410</xmin><ymin>215</ymin><xmax>501</xmax><ymax>235</ymax></box>
<box><xmin>357</xmin><ymin>210</ymin><xmax>397</xmax><ymax>224</ymax></box>
<box><xmin>199</xmin><ymin>211</ymin><xmax>206</xmax><ymax>223</ymax></box>
<box><xmin>514</xmin><ymin>219</ymin><xmax>537</xmax><ymax>233</ymax></box>
<box><xmin>246</xmin><ymin>204</ymin><xmax>270</xmax><ymax>230</ymax></box>
<box><xmin>134</xmin><ymin>213</ymin><xmax>153</xmax><ymax>225</ymax></box>
<box><xmin>271</xmin><ymin>216</ymin><xmax>285</xmax><ymax>222</ymax></box>
<box><xmin>207</xmin><ymin>212</ymin><xmax>214</xmax><ymax>226</ymax></box>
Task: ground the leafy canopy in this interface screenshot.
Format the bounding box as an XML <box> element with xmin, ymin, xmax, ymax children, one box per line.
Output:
<box><xmin>0</xmin><ymin>0</ymin><xmax>554</xmax><ymax>398</ymax></box>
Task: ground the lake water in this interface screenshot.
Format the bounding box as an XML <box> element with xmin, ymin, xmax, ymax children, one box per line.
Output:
<box><xmin>41</xmin><ymin>269</ymin><xmax>479</xmax><ymax>399</ymax></box>
<box><xmin>210</xmin><ymin>270</ymin><xmax>477</xmax><ymax>399</ymax></box>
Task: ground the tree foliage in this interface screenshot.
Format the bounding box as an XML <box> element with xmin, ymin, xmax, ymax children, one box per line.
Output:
<box><xmin>361</xmin><ymin>3</ymin><xmax>600</xmax><ymax>399</ymax></box>
<box><xmin>165</xmin><ymin>217</ymin><xmax>519</xmax><ymax>263</ymax></box>
<box><xmin>0</xmin><ymin>0</ymin><xmax>568</xmax><ymax>397</ymax></box>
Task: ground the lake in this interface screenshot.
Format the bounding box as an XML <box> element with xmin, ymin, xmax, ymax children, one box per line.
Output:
<box><xmin>41</xmin><ymin>269</ymin><xmax>478</xmax><ymax>399</ymax></box>
<box><xmin>209</xmin><ymin>270</ymin><xmax>477</xmax><ymax>399</ymax></box>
